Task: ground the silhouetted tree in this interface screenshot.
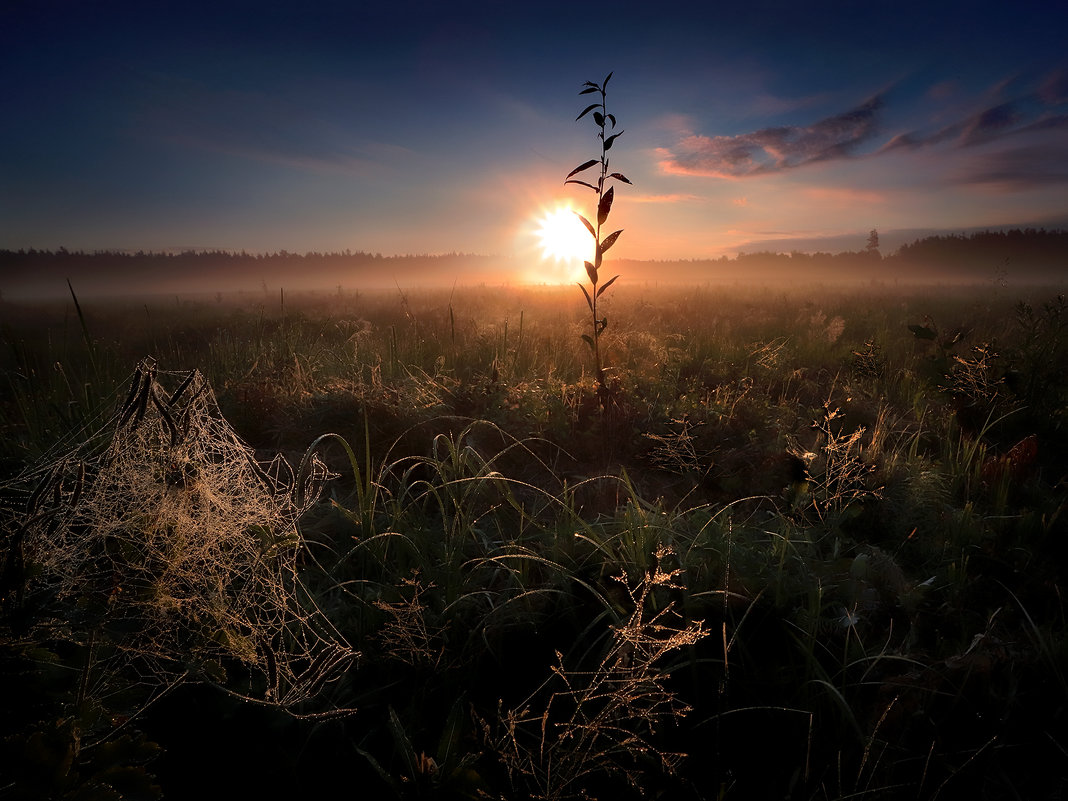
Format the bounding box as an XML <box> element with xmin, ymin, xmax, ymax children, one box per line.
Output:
<box><xmin>866</xmin><ymin>228</ymin><xmax>880</xmax><ymax>253</ymax></box>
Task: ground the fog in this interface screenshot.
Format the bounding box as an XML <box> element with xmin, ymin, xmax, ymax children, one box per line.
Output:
<box><xmin>1</xmin><ymin>228</ymin><xmax>1066</xmax><ymax>301</ymax></box>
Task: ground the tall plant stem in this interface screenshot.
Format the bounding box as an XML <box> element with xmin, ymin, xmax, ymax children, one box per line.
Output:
<box><xmin>591</xmin><ymin>84</ymin><xmax>609</xmax><ymax>384</ymax></box>
<box><xmin>567</xmin><ymin>72</ymin><xmax>628</xmax><ymax>388</ymax></box>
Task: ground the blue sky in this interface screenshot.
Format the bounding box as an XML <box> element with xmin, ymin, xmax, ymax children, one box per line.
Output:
<box><xmin>2</xmin><ymin>0</ymin><xmax>1066</xmax><ymax>270</ymax></box>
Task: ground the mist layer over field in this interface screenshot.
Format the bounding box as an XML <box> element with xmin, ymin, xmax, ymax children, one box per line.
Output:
<box><xmin>2</xmin><ymin>228</ymin><xmax>1066</xmax><ymax>300</ymax></box>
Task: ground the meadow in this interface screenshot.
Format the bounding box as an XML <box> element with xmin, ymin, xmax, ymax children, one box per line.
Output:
<box><xmin>1</xmin><ymin>280</ymin><xmax>1066</xmax><ymax>800</ymax></box>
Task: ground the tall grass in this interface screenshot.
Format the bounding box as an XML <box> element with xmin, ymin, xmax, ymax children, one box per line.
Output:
<box><xmin>1</xmin><ymin>282</ymin><xmax>1066</xmax><ymax>799</ymax></box>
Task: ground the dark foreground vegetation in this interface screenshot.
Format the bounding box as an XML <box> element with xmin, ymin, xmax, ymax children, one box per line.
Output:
<box><xmin>1</xmin><ymin>282</ymin><xmax>1066</xmax><ymax>799</ymax></box>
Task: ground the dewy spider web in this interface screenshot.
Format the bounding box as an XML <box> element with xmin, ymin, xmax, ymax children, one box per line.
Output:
<box><xmin>2</xmin><ymin>358</ymin><xmax>355</xmax><ymax>710</ymax></box>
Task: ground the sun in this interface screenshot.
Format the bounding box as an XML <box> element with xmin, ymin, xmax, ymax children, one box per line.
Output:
<box><xmin>534</xmin><ymin>206</ymin><xmax>593</xmax><ymax>264</ymax></box>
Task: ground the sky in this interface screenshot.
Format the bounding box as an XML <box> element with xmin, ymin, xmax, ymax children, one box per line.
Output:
<box><xmin>2</xmin><ymin>0</ymin><xmax>1067</xmax><ymax>275</ymax></box>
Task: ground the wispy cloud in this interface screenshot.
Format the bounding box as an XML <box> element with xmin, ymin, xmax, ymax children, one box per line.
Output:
<box><xmin>626</xmin><ymin>192</ymin><xmax>703</xmax><ymax>204</ymax></box>
<box><xmin>657</xmin><ymin>96</ymin><xmax>884</xmax><ymax>178</ymax></box>
<box><xmin>880</xmin><ymin>100</ymin><xmax>1027</xmax><ymax>152</ymax></box>
<box><xmin>957</xmin><ymin>141</ymin><xmax>1068</xmax><ymax>189</ymax></box>
<box><xmin>160</xmin><ymin>129</ymin><xmax>410</xmax><ymax>178</ymax></box>
<box><xmin>131</xmin><ymin>72</ymin><xmax>410</xmax><ymax>178</ymax></box>
<box><xmin>1039</xmin><ymin>68</ymin><xmax>1068</xmax><ymax>104</ymax></box>
<box><xmin>926</xmin><ymin>80</ymin><xmax>959</xmax><ymax>101</ymax></box>
<box><xmin>875</xmin><ymin>67</ymin><xmax>1068</xmax><ymax>149</ymax></box>
<box><xmin>876</xmin><ymin>67</ymin><xmax>1068</xmax><ymax>188</ymax></box>
<box><xmin>656</xmin><ymin>67</ymin><xmax>1068</xmax><ymax>191</ymax></box>
<box><xmin>802</xmin><ymin>187</ymin><xmax>886</xmax><ymax>205</ymax></box>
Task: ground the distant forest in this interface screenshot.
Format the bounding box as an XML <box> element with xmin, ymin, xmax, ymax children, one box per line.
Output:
<box><xmin>1</xmin><ymin>228</ymin><xmax>1065</xmax><ymax>298</ymax></box>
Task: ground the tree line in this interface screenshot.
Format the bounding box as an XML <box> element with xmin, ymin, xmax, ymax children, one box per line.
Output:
<box><xmin>1</xmin><ymin>228</ymin><xmax>1065</xmax><ymax>295</ymax></box>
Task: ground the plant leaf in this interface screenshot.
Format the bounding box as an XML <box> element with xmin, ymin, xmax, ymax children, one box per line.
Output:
<box><xmin>577</xmin><ymin>282</ymin><xmax>593</xmax><ymax>312</ymax></box>
<box><xmin>436</xmin><ymin>698</ymin><xmax>468</xmax><ymax>769</ymax></box>
<box><xmin>566</xmin><ymin>159</ymin><xmax>599</xmax><ymax>179</ymax></box>
<box><xmin>603</xmin><ymin>131</ymin><xmax>624</xmax><ymax>151</ymax></box>
<box><xmin>356</xmin><ymin>747</ymin><xmax>402</xmax><ymax>794</ymax></box>
<box><xmin>575</xmin><ymin>213</ymin><xmax>596</xmax><ymax>238</ymax></box>
<box><xmin>597</xmin><ymin>186</ymin><xmax>614</xmax><ymax>226</ymax></box>
<box><xmin>580</xmin><ymin>86</ymin><xmax>599</xmax><ymax>95</ymax></box>
<box><xmin>388</xmin><ymin>706</ymin><xmax>419</xmax><ymax>779</ymax></box>
<box><xmin>565</xmin><ymin>179</ymin><xmax>598</xmax><ymax>191</ymax></box>
<box><xmin>608</xmin><ymin>172</ymin><xmax>632</xmax><ymax>184</ymax></box>
<box><xmin>584</xmin><ymin>260</ymin><xmax>598</xmax><ymax>284</ymax></box>
<box><xmin>596</xmin><ymin>317</ymin><xmax>608</xmax><ymax>335</ymax></box>
<box><xmin>599</xmin><ymin>229</ymin><xmax>622</xmax><ymax>254</ymax></box>
<box><xmin>581</xmin><ymin>334</ymin><xmax>595</xmax><ymax>351</ymax></box>
<box><xmin>603</xmin><ymin>71</ymin><xmax>613</xmax><ymax>89</ymax></box>
<box><xmin>597</xmin><ymin>275</ymin><xmax>619</xmax><ymax>297</ymax></box>
<box><xmin>593</xmin><ymin>112</ymin><xmax>605</xmax><ymax>127</ymax></box>
<box><xmin>576</xmin><ymin>103</ymin><xmax>600</xmax><ymax>121</ymax></box>
<box><xmin>606</xmin><ymin>113</ymin><xmax>616</xmax><ymax>128</ymax></box>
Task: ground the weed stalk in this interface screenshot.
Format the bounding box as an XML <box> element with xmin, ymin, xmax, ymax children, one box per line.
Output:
<box><xmin>566</xmin><ymin>72</ymin><xmax>631</xmax><ymax>386</ymax></box>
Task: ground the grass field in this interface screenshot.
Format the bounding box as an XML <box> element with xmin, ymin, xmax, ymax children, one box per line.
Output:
<box><xmin>1</xmin><ymin>281</ymin><xmax>1066</xmax><ymax>799</ymax></box>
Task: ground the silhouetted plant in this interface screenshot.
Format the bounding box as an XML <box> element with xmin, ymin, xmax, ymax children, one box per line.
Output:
<box><xmin>907</xmin><ymin>314</ymin><xmax>966</xmax><ymax>358</ymax></box>
<box><xmin>566</xmin><ymin>72</ymin><xmax>631</xmax><ymax>385</ymax></box>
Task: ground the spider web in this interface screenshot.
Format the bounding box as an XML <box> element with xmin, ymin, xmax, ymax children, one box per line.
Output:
<box><xmin>1</xmin><ymin>358</ymin><xmax>355</xmax><ymax>710</ymax></box>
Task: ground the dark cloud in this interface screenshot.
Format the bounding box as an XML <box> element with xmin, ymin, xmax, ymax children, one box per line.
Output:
<box><xmin>879</xmin><ymin>123</ymin><xmax>960</xmax><ymax>152</ymax></box>
<box><xmin>881</xmin><ymin>67</ymin><xmax>1068</xmax><ymax>155</ymax></box>
<box><xmin>879</xmin><ymin>103</ymin><xmax>1019</xmax><ymax>153</ymax></box>
<box><xmin>885</xmin><ymin>104</ymin><xmax>1068</xmax><ymax>189</ymax></box>
<box><xmin>959</xmin><ymin>101</ymin><xmax>1022</xmax><ymax>146</ymax></box>
<box><xmin>959</xmin><ymin>141</ymin><xmax>1068</xmax><ymax>189</ymax></box>
<box><xmin>660</xmin><ymin>96</ymin><xmax>883</xmax><ymax>177</ymax></box>
<box><xmin>1020</xmin><ymin>114</ymin><xmax>1068</xmax><ymax>133</ymax></box>
<box><xmin>1039</xmin><ymin>68</ymin><xmax>1068</xmax><ymax>104</ymax></box>
<box><xmin>662</xmin><ymin>66</ymin><xmax>1068</xmax><ymax>190</ymax></box>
